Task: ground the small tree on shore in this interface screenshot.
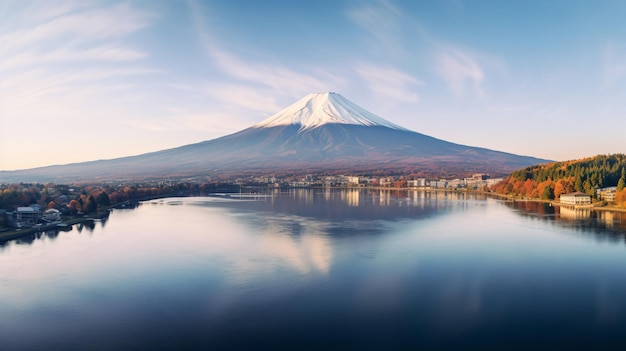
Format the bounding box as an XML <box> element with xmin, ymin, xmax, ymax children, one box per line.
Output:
<box><xmin>96</xmin><ymin>191</ymin><xmax>111</xmax><ymax>208</ymax></box>
<box><xmin>541</xmin><ymin>185</ymin><xmax>555</xmax><ymax>200</ymax></box>
<box><xmin>85</xmin><ymin>195</ymin><xmax>98</xmax><ymax>213</ymax></box>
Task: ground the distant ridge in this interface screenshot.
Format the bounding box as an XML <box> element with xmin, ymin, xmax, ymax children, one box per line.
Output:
<box><xmin>0</xmin><ymin>92</ymin><xmax>551</xmax><ymax>183</ymax></box>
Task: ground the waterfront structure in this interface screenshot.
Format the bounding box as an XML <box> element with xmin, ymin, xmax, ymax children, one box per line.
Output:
<box><xmin>407</xmin><ymin>178</ymin><xmax>426</xmax><ymax>188</ymax></box>
<box><xmin>345</xmin><ymin>176</ymin><xmax>360</xmax><ymax>185</ymax></box>
<box><xmin>7</xmin><ymin>206</ymin><xmax>41</xmax><ymax>227</ymax></box>
<box><xmin>560</xmin><ymin>192</ymin><xmax>592</xmax><ymax>205</ymax></box>
<box><xmin>42</xmin><ymin>208</ymin><xmax>62</xmax><ymax>223</ymax></box>
<box><xmin>596</xmin><ymin>187</ymin><xmax>617</xmax><ymax>202</ymax></box>
<box><xmin>379</xmin><ymin>178</ymin><xmax>391</xmax><ymax>187</ymax></box>
<box><xmin>429</xmin><ymin>180</ymin><xmax>448</xmax><ymax>189</ymax></box>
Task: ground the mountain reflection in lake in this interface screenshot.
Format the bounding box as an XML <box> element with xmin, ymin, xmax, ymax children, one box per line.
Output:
<box><xmin>1</xmin><ymin>189</ymin><xmax>626</xmax><ymax>350</ymax></box>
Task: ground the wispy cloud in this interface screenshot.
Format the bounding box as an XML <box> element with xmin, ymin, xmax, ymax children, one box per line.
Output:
<box><xmin>603</xmin><ymin>43</ymin><xmax>626</xmax><ymax>86</ymax></box>
<box><xmin>125</xmin><ymin>112</ymin><xmax>245</xmax><ymax>133</ymax></box>
<box><xmin>171</xmin><ymin>82</ymin><xmax>283</xmax><ymax>114</ymax></box>
<box><xmin>206</xmin><ymin>47</ymin><xmax>331</xmax><ymax>98</ymax></box>
<box><xmin>0</xmin><ymin>1</ymin><xmax>156</xmax><ymax>112</ymax></box>
<box><xmin>348</xmin><ymin>1</ymin><xmax>491</xmax><ymax>101</ymax></box>
<box><xmin>436</xmin><ymin>48</ymin><xmax>485</xmax><ymax>97</ymax></box>
<box><xmin>0</xmin><ymin>1</ymin><xmax>161</xmax><ymax>170</ymax></box>
<box><xmin>187</xmin><ymin>0</ymin><xmax>342</xmax><ymax>108</ymax></box>
<box><xmin>355</xmin><ymin>64</ymin><xmax>421</xmax><ymax>103</ymax></box>
<box><xmin>0</xmin><ymin>3</ymin><xmax>152</xmax><ymax>57</ymax></box>
<box><xmin>201</xmin><ymin>83</ymin><xmax>283</xmax><ymax>113</ymax></box>
<box><xmin>2</xmin><ymin>67</ymin><xmax>159</xmax><ymax>110</ymax></box>
<box><xmin>0</xmin><ymin>45</ymin><xmax>147</xmax><ymax>70</ymax></box>
<box><xmin>347</xmin><ymin>0</ymin><xmax>404</xmax><ymax>54</ymax></box>
<box><xmin>11</xmin><ymin>0</ymin><xmax>91</xmax><ymax>24</ymax></box>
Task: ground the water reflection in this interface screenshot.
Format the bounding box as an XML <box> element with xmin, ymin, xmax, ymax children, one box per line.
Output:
<box><xmin>226</xmin><ymin>212</ymin><xmax>334</xmax><ymax>276</ymax></box>
<box><xmin>192</xmin><ymin>189</ymin><xmax>486</xmax><ymax>224</ymax></box>
<box><xmin>178</xmin><ymin>190</ymin><xmax>493</xmax><ymax>281</ymax></box>
<box><xmin>3</xmin><ymin>190</ymin><xmax>626</xmax><ymax>349</ymax></box>
<box><xmin>559</xmin><ymin>206</ymin><xmax>591</xmax><ymax>219</ymax></box>
<box><xmin>341</xmin><ymin>189</ymin><xmax>359</xmax><ymax>206</ymax></box>
<box><xmin>501</xmin><ymin>200</ymin><xmax>626</xmax><ymax>241</ymax></box>
<box><xmin>257</xmin><ymin>228</ymin><xmax>331</xmax><ymax>274</ymax></box>
<box><xmin>15</xmin><ymin>233</ymin><xmax>37</xmax><ymax>245</ymax></box>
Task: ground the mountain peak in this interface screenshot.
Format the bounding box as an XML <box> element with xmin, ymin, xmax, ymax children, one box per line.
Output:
<box><xmin>253</xmin><ymin>92</ymin><xmax>408</xmax><ymax>131</ymax></box>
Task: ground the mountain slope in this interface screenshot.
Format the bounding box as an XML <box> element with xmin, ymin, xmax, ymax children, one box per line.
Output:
<box><xmin>0</xmin><ymin>92</ymin><xmax>551</xmax><ymax>183</ymax></box>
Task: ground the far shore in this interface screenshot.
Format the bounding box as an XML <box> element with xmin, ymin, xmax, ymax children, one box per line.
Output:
<box><xmin>474</xmin><ymin>191</ymin><xmax>626</xmax><ymax>213</ymax></box>
<box><xmin>0</xmin><ymin>209</ymin><xmax>111</xmax><ymax>243</ymax></box>
<box><xmin>2</xmin><ymin>187</ymin><xmax>625</xmax><ymax>243</ymax></box>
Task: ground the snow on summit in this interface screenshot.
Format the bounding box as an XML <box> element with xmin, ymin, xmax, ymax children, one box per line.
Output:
<box><xmin>254</xmin><ymin>92</ymin><xmax>408</xmax><ymax>131</ymax></box>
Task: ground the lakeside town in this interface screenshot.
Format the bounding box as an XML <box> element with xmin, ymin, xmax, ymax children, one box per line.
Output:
<box><xmin>1</xmin><ymin>170</ymin><xmax>624</xmax><ymax>235</ymax></box>
<box><xmin>0</xmin><ymin>173</ymin><xmax>498</xmax><ymax>229</ymax></box>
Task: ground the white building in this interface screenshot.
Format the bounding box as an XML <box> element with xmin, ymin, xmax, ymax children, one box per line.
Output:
<box><xmin>344</xmin><ymin>176</ymin><xmax>360</xmax><ymax>185</ymax></box>
<box><xmin>446</xmin><ymin>179</ymin><xmax>464</xmax><ymax>188</ymax></box>
<box><xmin>407</xmin><ymin>178</ymin><xmax>426</xmax><ymax>188</ymax></box>
<box><xmin>429</xmin><ymin>180</ymin><xmax>448</xmax><ymax>189</ymax></box>
<box><xmin>596</xmin><ymin>187</ymin><xmax>617</xmax><ymax>202</ymax></box>
<box><xmin>379</xmin><ymin>178</ymin><xmax>391</xmax><ymax>187</ymax></box>
<box><xmin>7</xmin><ymin>207</ymin><xmax>41</xmax><ymax>227</ymax></box>
<box><xmin>560</xmin><ymin>192</ymin><xmax>591</xmax><ymax>205</ymax></box>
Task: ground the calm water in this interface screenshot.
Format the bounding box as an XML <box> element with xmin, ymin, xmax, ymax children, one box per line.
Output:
<box><xmin>2</xmin><ymin>190</ymin><xmax>626</xmax><ymax>350</ymax></box>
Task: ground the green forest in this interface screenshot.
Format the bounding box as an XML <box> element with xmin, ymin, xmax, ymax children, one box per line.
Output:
<box><xmin>492</xmin><ymin>154</ymin><xmax>626</xmax><ymax>206</ymax></box>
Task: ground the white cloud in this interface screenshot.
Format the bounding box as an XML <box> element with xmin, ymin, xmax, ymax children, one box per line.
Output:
<box><xmin>355</xmin><ymin>64</ymin><xmax>421</xmax><ymax>103</ymax></box>
<box><xmin>0</xmin><ymin>1</ymin><xmax>156</xmax><ymax>113</ymax></box>
<box><xmin>0</xmin><ymin>3</ymin><xmax>152</xmax><ymax>57</ymax></box>
<box><xmin>187</xmin><ymin>0</ymin><xmax>341</xmax><ymax>108</ymax></box>
<box><xmin>437</xmin><ymin>48</ymin><xmax>485</xmax><ymax>97</ymax></box>
<box><xmin>0</xmin><ymin>1</ymin><xmax>162</xmax><ymax>170</ymax></box>
<box><xmin>2</xmin><ymin>67</ymin><xmax>159</xmax><ymax>111</ymax></box>
<box><xmin>206</xmin><ymin>47</ymin><xmax>331</xmax><ymax>98</ymax></box>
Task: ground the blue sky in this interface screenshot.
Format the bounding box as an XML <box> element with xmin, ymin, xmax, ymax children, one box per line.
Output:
<box><xmin>2</xmin><ymin>0</ymin><xmax>626</xmax><ymax>171</ymax></box>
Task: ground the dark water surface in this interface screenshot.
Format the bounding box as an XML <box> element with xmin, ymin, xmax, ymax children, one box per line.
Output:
<box><xmin>2</xmin><ymin>190</ymin><xmax>626</xmax><ymax>350</ymax></box>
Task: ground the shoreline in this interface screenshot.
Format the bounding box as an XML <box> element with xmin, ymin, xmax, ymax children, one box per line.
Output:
<box><xmin>0</xmin><ymin>193</ymin><xmax>187</xmax><ymax>242</ymax></box>
<box><xmin>2</xmin><ymin>188</ymin><xmax>625</xmax><ymax>243</ymax></box>
<box><xmin>476</xmin><ymin>191</ymin><xmax>626</xmax><ymax>213</ymax></box>
<box><xmin>0</xmin><ymin>210</ymin><xmax>111</xmax><ymax>243</ymax></box>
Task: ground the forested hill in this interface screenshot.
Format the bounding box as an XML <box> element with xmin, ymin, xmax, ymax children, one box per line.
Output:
<box><xmin>492</xmin><ymin>154</ymin><xmax>626</xmax><ymax>201</ymax></box>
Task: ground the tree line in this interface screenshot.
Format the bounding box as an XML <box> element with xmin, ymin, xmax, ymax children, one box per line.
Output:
<box><xmin>0</xmin><ymin>182</ymin><xmax>240</xmax><ymax>216</ymax></box>
<box><xmin>492</xmin><ymin>154</ymin><xmax>626</xmax><ymax>206</ymax></box>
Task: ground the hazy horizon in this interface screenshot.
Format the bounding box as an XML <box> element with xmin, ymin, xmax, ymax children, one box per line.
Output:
<box><xmin>2</xmin><ymin>0</ymin><xmax>626</xmax><ymax>171</ymax></box>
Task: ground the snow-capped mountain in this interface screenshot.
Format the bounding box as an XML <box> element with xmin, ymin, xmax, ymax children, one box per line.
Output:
<box><xmin>253</xmin><ymin>92</ymin><xmax>408</xmax><ymax>131</ymax></box>
<box><xmin>0</xmin><ymin>93</ymin><xmax>550</xmax><ymax>183</ymax></box>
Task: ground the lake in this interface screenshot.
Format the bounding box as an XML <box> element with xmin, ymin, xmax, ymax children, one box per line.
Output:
<box><xmin>2</xmin><ymin>189</ymin><xmax>626</xmax><ymax>350</ymax></box>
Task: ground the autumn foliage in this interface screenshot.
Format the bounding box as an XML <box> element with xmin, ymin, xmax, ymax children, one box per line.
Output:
<box><xmin>493</xmin><ymin>154</ymin><xmax>626</xmax><ymax>202</ymax></box>
<box><xmin>0</xmin><ymin>181</ymin><xmax>240</xmax><ymax>219</ymax></box>
<box><xmin>616</xmin><ymin>189</ymin><xmax>626</xmax><ymax>207</ymax></box>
